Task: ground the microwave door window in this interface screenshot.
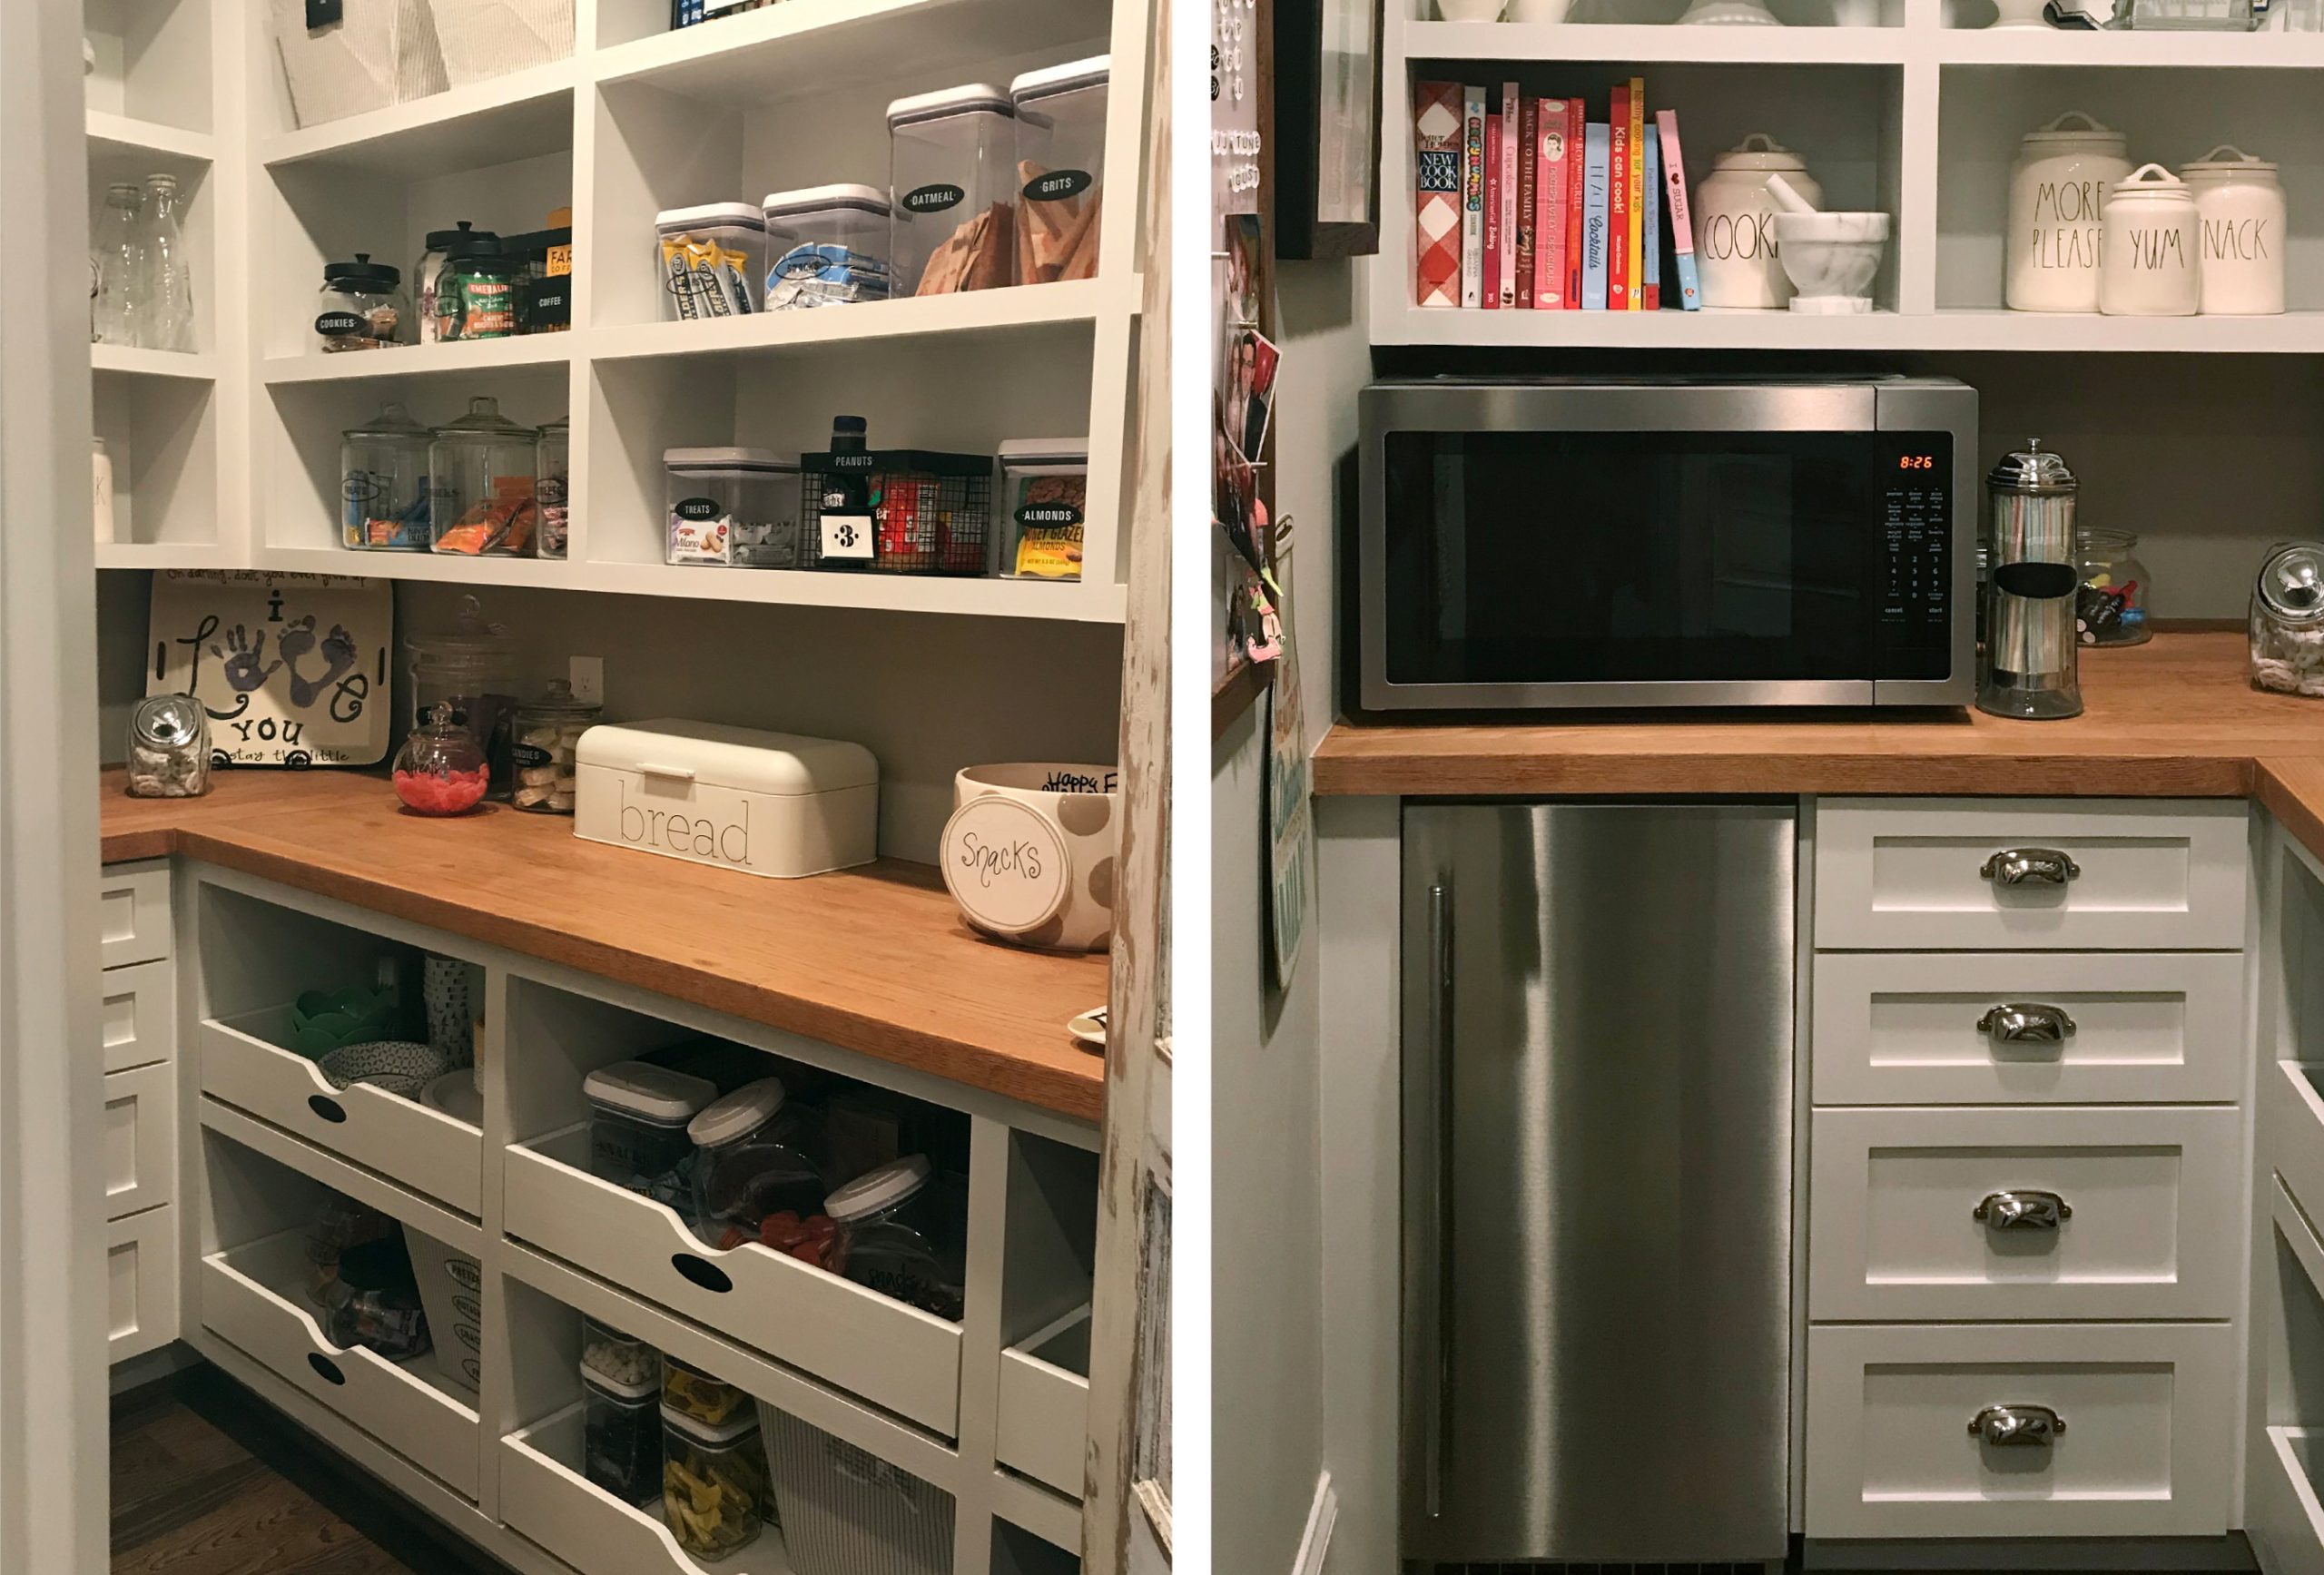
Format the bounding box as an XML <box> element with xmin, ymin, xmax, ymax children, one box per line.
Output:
<box><xmin>1384</xmin><ymin>431</ymin><xmax>1869</xmax><ymax>687</ymax></box>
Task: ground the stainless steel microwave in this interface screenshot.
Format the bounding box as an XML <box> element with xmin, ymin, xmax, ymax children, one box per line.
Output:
<box><xmin>1357</xmin><ymin>375</ymin><xmax>1978</xmax><ymax>710</ymax></box>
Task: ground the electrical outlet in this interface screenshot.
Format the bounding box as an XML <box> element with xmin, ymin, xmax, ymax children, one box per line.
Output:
<box><xmin>569</xmin><ymin>655</ymin><xmax>604</xmax><ymax>705</ymax></box>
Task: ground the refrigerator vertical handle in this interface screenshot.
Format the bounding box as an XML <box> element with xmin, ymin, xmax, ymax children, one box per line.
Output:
<box><xmin>1419</xmin><ymin>879</ymin><xmax>1453</xmax><ymax>1520</ymax></box>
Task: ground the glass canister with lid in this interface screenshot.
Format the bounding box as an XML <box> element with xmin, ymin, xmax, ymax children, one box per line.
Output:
<box><xmin>1009</xmin><ymin>56</ymin><xmax>1108</xmax><ymax>285</ymax></box>
<box><xmin>341</xmin><ymin>401</ymin><xmax>432</xmax><ymax>551</ymax></box>
<box><xmin>322</xmin><ymin>1235</ymin><xmax>431</xmax><ymax>1360</ymax></box>
<box><xmin>316</xmin><ymin>254</ymin><xmax>408</xmax><ymax>351</ymax></box>
<box><xmin>888</xmin><ymin>84</ymin><xmax>1018</xmax><ymax>296</ymax></box>
<box><xmin>536</xmin><ymin>416</ymin><xmax>570</xmax><ymax>559</ymax></box>
<box><xmin>2181</xmin><ymin>145</ymin><xmax>2286</xmax><ymax>316</ymax></box>
<box><xmin>2005</xmin><ymin>112</ymin><xmax>2132</xmax><ymax>313</ymax></box>
<box><xmin>408</xmin><ymin>594</ymin><xmax>517</xmax><ymax>791</ymax></box>
<box><xmin>392</xmin><ymin>702</ymin><xmax>491</xmax><ymax>815</ymax></box>
<box><xmin>824</xmin><ymin>1155</ymin><xmax>965</xmax><ymax>1320</ymax></box>
<box><xmin>511</xmin><ymin>678</ymin><xmax>596</xmax><ymax>814</ymax></box>
<box><xmin>2075</xmin><ymin>527</ymin><xmax>2152</xmax><ymax>646</ymax></box>
<box><xmin>417</xmin><ymin>221</ymin><xmax>497</xmax><ymax>343</ymax></box>
<box><xmin>125</xmin><ymin>694</ymin><xmax>212</xmax><ymax>799</ymax></box>
<box><xmin>2252</xmin><ymin>540</ymin><xmax>2324</xmax><ymax>696</ymax></box>
<box><xmin>430</xmin><ymin>397</ymin><xmax>540</xmax><ymax>556</ymax></box>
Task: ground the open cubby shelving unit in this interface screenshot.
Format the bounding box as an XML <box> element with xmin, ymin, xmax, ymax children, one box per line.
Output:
<box><xmin>86</xmin><ymin>0</ymin><xmax>1149</xmax><ymax>625</ymax></box>
<box><xmin>1372</xmin><ymin>3</ymin><xmax>2324</xmax><ymax>350</ymax></box>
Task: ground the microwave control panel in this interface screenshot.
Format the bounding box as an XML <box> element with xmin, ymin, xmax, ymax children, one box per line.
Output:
<box><xmin>1875</xmin><ymin>434</ymin><xmax>1955</xmax><ymax>679</ymax></box>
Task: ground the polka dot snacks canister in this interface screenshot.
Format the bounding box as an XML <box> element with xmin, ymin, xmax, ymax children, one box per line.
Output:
<box><xmin>940</xmin><ymin>763</ymin><xmax>1119</xmax><ymax>953</ymax></box>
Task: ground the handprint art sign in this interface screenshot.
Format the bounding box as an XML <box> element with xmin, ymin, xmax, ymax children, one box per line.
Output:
<box><xmin>146</xmin><ymin>571</ymin><xmax>392</xmax><ymax>768</ymax></box>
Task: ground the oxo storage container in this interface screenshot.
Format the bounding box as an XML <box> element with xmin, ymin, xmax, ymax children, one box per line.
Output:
<box><xmin>582</xmin><ymin>1061</ymin><xmax>717</xmax><ymax>1200</ymax></box>
<box><xmin>763</xmin><ymin>1403</ymin><xmax>955</xmax><ymax>1575</ymax></box>
<box><xmin>1009</xmin><ymin>57</ymin><xmax>1108</xmax><ymax>285</ymax></box>
<box><xmin>825</xmin><ymin>1155</ymin><xmax>964</xmax><ymax>1321</ymax></box>
<box><xmin>661</xmin><ymin>1403</ymin><xmax>768</xmax><ymax>1561</ymax></box>
<box><xmin>573</xmin><ymin>718</ymin><xmax>879</xmax><ymax>879</ymax></box>
<box><xmin>887</xmin><ymin>84</ymin><xmax>1017</xmax><ymax>295</ymax></box>
<box><xmin>762</xmin><ymin>185</ymin><xmax>891</xmax><ymax>309</ymax></box>
<box><xmin>688</xmin><ymin>1077</ymin><xmax>829</xmax><ymax>1247</ymax></box>
<box><xmin>655</xmin><ymin>204</ymin><xmax>763</xmax><ymax>320</ymax></box>
<box><xmin>997</xmin><ymin>438</ymin><xmax>1089</xmax><ymax>579</ymax></box>
<box><xmin>581</xmin><ymin>1363</ymin><xmax>661</xmax><ymax>1505</ymax></box>
<box><xmin>664</xmin><ymin>448</ymin><xmax>803</xmax><ymax>567</ymax></box>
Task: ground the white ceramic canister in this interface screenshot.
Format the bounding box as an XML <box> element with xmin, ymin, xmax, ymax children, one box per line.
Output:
<box><xmin>1692</xmin><ymin>134</ymin><xmax>1824</xmax><ymax>310</ymax></box>
<box><xmin>2005</xmin><ymin>112</ymin><xmax>2131</xmax><ymax>313</ymax></box>
<box><xmin>2181</xmin><ymin>144</ymin><xmax>2285</xmax><ymax>316</ymax></box>
<box><xmin>2101</xmin><ymin>163</ymin><xmax>2199</xmax><ymax>318</ymax></box>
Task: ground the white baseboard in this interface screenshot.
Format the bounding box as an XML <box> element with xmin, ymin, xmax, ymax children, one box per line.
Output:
<box><xmin>1292</xmin><ymin>1471</ymin><xmax>1338</xmax><ymax>1575</ymax></box>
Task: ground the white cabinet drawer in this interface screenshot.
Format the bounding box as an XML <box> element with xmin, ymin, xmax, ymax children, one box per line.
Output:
<box><xmin>201</xmin><ymin>1227</ymin><xmax>479</xmax><ymax>1499</ymax></box>
<box><xmin>1805</xmin><ymin>1323</ymin><xmax>2233</xmax><ymax>1540</ymax></box>
<box><xmin>1814</xmin><ymin>800</ymin><xmax>2248</xmax><ymax>951</ymax></box>
<box><xmin>108</xmin><ymin>1205</ymin><xmax>178</xmax><ymax>1364</ymax></box>
<box><xmin>995</xmin><ymin>1305</ymin><xmax>1092</xmax><ymax>1500</ymax></box>
<box><xmin>104</xmin><ymin>1062</ymin><xmax>176</xmax><ymax>1221</ymax></box>
<box><xmin>101</xmin><ymin>960</ymin><xmax>176</xmax><ymax>1074</ymax></box>
<box><xmin>1808</xmin><ymin>1105</ymin><xmax>2240</xmax><ymax>1321</ymax></box>
<box><xmin>98</xmin><ymin>862</ymin><xmax>172</xmax><ymax>970</ymax></box>
<box><xmin>198</xmin><ymin>1011</ymin><xmax>482</xmax><ymax>1219</ymax></box>
<box><xmin>1811</xmin><ymin>951</ymin><xmax>2247</xmax><ymax>1106</ymax></box>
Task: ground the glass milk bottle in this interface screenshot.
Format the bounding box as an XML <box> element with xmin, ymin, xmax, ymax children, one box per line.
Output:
<box><xmin>2005</xmin><ymin>112</ymin><xmax>2131</xmax><ymax>313</ymax></box>
<box><xmin>139</xmin><ymin>172</ymin><xmax>195</xmax><ymax>352</ymax></box>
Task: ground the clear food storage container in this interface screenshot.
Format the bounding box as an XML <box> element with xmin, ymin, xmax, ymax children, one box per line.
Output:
<box><xmin>582</xmin><ymin>1363</ymin><xmax>662</xmax><ymax>1506</ymax></box>
<box><xmin>511</xmin><ymin>679</ymin><xmax>596</xmax><ymax>813</ymax></box>
<box><xmin>582</xmin><ymin>1061</ymin><xmax>717</xmax><ymax>1200</ymax></box>
<box><xmin>887</xmin><ymin>84</ymin><xmax>1017</xmax><ymax>296</ymax></box>
<box><xmin>445</xmin><ymin>251</ymin><xmax>521</xmax><ymax>340</ymax></box>
<box><xmin>825</xmin><ymin>1155</ymin><xmax>964</xmax><ymax>1320</ymax></box>
<box><xmin>688</xmin><ymin>1077</ymin><xmax>830</xmax><ymax>1250</ymax></box>
<box><xmin>321</xmin><ymin>1235</ymin><xmax>431</xmax><ymax>1360</ymax></box>
<box><xmin>417</xmin><ymin>221</ymin><xmax>497</xmax><ymax>344</ymax></box>
<box><xmin>581</xmin><ymin>1317</ymin><xmax>659</xmax><ymax>1388</ymax></box>
<box><xmin>1009</xmin><ymin>57</ymin><xmax>1108</xmax><ymax>285</ymax></box>
<box><xmin>2252</xmin><ymin>540</ymin><xmax>2324</xmax><ymax>697</ymax></box>
<box><xmin>655</xmin><ymin>204</ymin><xmax>763</xmax><ymax>320</ymax></box>
<box><xmin>662</xmin><ymin>1405</ymin><xmax>768</xmax><ymax>1562</ymax></box>
<box><xmin>341</xmin><ymin>401</ymin><xmax>433</xmax><ymax>551</ymax></box>
<box><xmin>665</xmin><ymin>447</ymin><xmax>803</xmax><ymax>567</ymax></box>
<box><xmin>430</xmin><ymin>396</ymin><xmax>539</xmax><ymax>556</ymax></box>
<box><xmin>536</xmin><ymin>416</ymin><xmax>570</xmax><ymax>558</ymax></box>
<box><xmin>409</xmin><ymin>594</ymin><xmax>517</xmax><ymax>792</ymax></box>
<box><xmin>762</xmin><ymin>184</ymin><xmax>892</xmax><ymax>309</ymax></box>
<box><xmin>662</xmin><ymin>1354</ymin><xmax>751</xmax><ymax>1426</ymax></box>
<box><xmin>316</xmin><ymin>253</ymin><xmax>409</xmax><ymax>350</ymax></box>
<box><xmin>997</xmin><ymin>437</ymin><xmax>1088</xmax><ymax>580</ymax></box>
<box><xmin>2075</xmin><ymin>527</ymin><xmax>2152</xmax><ymax>647</ymax></box>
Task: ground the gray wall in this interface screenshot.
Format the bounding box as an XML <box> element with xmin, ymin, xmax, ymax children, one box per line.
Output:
<box><xmin>95</xmin><ymin>568</ymin><xmax>151</xmax><ymax>761</ymax></box>
<box><xmin>1212</xmin><ymin>254</ymin><xmax>1369</xmax><ymax>1575</ymax></box>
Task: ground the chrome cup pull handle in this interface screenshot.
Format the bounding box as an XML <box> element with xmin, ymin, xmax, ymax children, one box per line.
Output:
<box><xmin>1982</xmin><ymin>847</ymin><xmax>2082</xmax><ymax>887</ymax></box>
<box><xmin>1974</xmin><ymin>1189</ymin><xmax>2073</xmax><ymax>1230</ymax></box>
<box><xmin>1970</xmin><ymin>1403</ymin><xmax>2066</xmax><ymax>1447</ymax></box>
<box><xmin>1978</xmin><ymin>1002</ymin><xmax>2078</xmax><ymax>1048</ymax></box>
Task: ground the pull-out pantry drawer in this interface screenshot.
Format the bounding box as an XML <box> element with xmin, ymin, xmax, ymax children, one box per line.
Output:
<box><xmin>1805</xmin><ymin>1322</ymin><xmax>2234</xmax><ymax>1540</ymax></box>
<box><xmin>98</xmin><ymin>862</ymin><xmax>172</xmax><ymax>970</ymax></box>
<box><xmin>1808</xmin><ymin>1105</ymin><xmax>2240</xmax><ymax>1322</ymax></box>
<box><xmin>1811</xmin><ymin>951</ymin><xmax>2247</xmax><ymax>1106</ymax></box>
<box><xmin>1814</xmin><ymin>800</ymin><xmax>2248</xmax><ymax>951</ymax></box>
<box><xmin>100</xmin><ymin>960</ymin><xmax>175</xmax><ymax>1074</ymax></box>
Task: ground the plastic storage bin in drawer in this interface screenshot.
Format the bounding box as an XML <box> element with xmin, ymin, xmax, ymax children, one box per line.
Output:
<box><xmin>99</xmin><ymin>863</ymin><xmax>171</xmax><ymax>969</ymax></box>
<box><xmin>1804</xmin><ymin>1322</ymin><xmax>2234</xmax><ymax>1540</ymax></box>
<box><xmin>202</xmin><ymin>1227</ymin><xmax>480</xmax><ymax>1498</ymax></box>
<box><xmin>995</xmin><ymin>1304</ymin><xmax>1090</xmax><ymax>1498</ymax></box>
<box><xmin>1811</xmin><ymin>950</ymin><xmax>2246</xmax><ymax>1106</ymax></box>
<box><xmin>102</xmin><ymin>960</ymin><xmax>175</xmax><ymax>1074</ymax></box>
<box><xmin>1814</xmin><ymin>799</ymin><xmax>2248</xmax><ymax>951</ymax></box>
<box><xmin>504</xmin><ymin>1126</ymin><xmax>961</xmax><ymax>1435</ymax></box>
<box><xmin>502</xmin><ymin>1404</ymin><xmax>793</xmax><ymax>1575</ymax></box>
<box><xmin>109</xmin><ymin>1205</ymin><xmax>179</xmax><ymax>1363</ymax></box>
<box><xmin>199</xmin><ymin>1009</ymin><xmax>482</xmax><ymax>1218</ymax></box>
<box><xmin>1807</xmin><ymin>1105</ymin><xmax>2240</xmax><ymax>1322</ymax></box>
<box><xmin>105</xmin><ymin>1061</ymin><xmax>177</xmax><ymax>1221</ymax></box>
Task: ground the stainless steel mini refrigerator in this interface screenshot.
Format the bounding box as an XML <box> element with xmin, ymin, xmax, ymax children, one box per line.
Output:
<box><xmin>1401</xmin><ymin>801</ymin><xmax>1797</xmax><ymax>1566</ymax></box>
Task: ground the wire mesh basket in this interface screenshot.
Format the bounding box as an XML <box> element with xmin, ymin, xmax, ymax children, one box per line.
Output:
<box><xmin>800</xmin><ymin>449</ymin><xmax>992</xmax><ymax>576</ymax></box>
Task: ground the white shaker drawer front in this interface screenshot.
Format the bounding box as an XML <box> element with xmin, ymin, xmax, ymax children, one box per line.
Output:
<box><xmin>1814</xmin><ymin>800</ymin><xmax>2248</xmax><ymax>951</ymax></box>
<box><xmin>1804</xmin><ymin>1322</ymin><xmax>2234</xmax><ymax>1540</ymax></box>
<box><xmin>104</xmin><ymin>1062</ymin><xmax>177</xmax><ymax>1221</ymax></box>
<box><xmin>100</xmin><ymin>960</ymin><xmax>176</xmax><ymax>1074</ymax></box>
<box><xmin>108</xmin><ymin>1206</ymin><xmax>179</xmax><ymax>1364</ymax></box>
<box><xmin>1808</xmin><ymin>1106</ymin><xmax>2240</xmax><ymax>1322</ymax></box>
<box><xmin>98</xmin><ymin>862</ymin><xmax>172</xmax><ymax>970</ymax></box>
<box><xmin>1811</xmin><ymin>951</ymin><xmax>2247</xmax><ymax>1106</ymax></box>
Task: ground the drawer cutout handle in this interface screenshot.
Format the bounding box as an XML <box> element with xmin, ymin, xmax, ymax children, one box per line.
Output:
<box><xmin>1969</xmin><ymin>1403</ymin><xmax>2064</xmax><ymax>1447</ymax></box>
<box><xmin>671</xmin><ymin>1253</ymin><xmax>734</xmax><ymax>1294</ymax></box>
<box><xmin>306</xmin><ymin>1353</ymin><xmax>347</xmax><ymax>1387</ymax></box>
<box><xmin>306</xmin><ymin>1095</ymin><xmax>348</xmax><ymax>1124</ymax></box>
<box><xmin>1981</xmin><ymin>847</ymin><xmax>2081</xmax><ymax>887</ymax></box>
<box><xmin>1977</xmin><ymin>1002</ymin><xmax>2077</xmax><ymax>1049</ymax></box>
<box><xmin>1975</xmin><ymin>1189</ymin><xmax>2071</xmax><ymax>1230</ymax></box>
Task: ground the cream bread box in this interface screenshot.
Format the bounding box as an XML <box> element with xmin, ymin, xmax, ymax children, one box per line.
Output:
<box><xmin>573</xmin><ymin>719</ymin><xmax>877</xmax><ymax>879</ymax></box>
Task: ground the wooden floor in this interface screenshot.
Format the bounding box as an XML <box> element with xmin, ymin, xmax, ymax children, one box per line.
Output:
<box><xmin>111</xmin><ymin>1366</ymin><xmax>513</xmax><ymax>1575</ymax></box>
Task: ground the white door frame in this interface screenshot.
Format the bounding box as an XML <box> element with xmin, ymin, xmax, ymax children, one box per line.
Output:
<box><xmin>0</xmin><ymin>0</ymin><xmax>109</xmax><ymax>1569</ymax></box>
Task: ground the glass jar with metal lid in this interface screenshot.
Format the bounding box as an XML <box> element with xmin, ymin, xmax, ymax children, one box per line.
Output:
<box><xmin>2251</xmin><ymin>541</ymin><xmax>2324</xmax><ymax>697</ymax></box>
<box><xmin>125</xmin><ymin>694</ymin><xmax>212</xmax><ymax>798</ymax></box>
<box><xmin>429</xmin><ymin>397</ymin><xmax>539</xmax><ymax>556</ymax></box>
<box><xmin>536</xmin><ymin>416</ymin><xmax>570</xmax><ymax>559</ymax></box>
<box><xmin>341</xmin><ymin>401</ymin><xmax>432</xmax><ymax>551</ymax></box>
<box><xmin>2075</xmin><ymin>526</ymin><xmax>2152</xmax><ymax>647</ymax></box>
<box><xmin>1980</xmin><ymin>439</ymin><xmax>2084</xmax><ymax>720</ymax></box>
<box><xmin>315</xmin><ymin>253</ymin><xmax>407</xmax><ymax>351</ymax></box>
<box><xmin>417</xmin><ymin>221</ymin><xmax>498</xmax><ymax>343</ymax></box>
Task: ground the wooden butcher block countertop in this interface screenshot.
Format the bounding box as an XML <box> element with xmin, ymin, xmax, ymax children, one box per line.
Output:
<box><xmin>1314</xmin><ymin>635</ymin><xmax>2324</xmax><ymax>823</ymax></box>
<box><xmin>100</xmin><ymin>770</ymin><xmax>1107</xmax><ymax>1122</ymax></box>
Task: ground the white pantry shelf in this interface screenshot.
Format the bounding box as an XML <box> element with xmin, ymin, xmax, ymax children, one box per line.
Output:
<box><xmin>85</xmin><ymin>109</ymin><xmax>216</xmax><ymax>164</ymax></box>
<box><xmin>1931</xmin><ymin>26</ymin><xmax>2324</xmax><ymax>67</ymax></box>
<box><xmin>95</xmin><ymin>542</ymin><xmax>239</xmax><ymax>571</ymax></box>
<box><xmin>1401</xmin><ymin>19</ymin><xmax>1908</xmax><ymax>64</ymax></box>
<box><xmin>590</xmin><ymin>278</ymin><xmax>1124</xmax><ymax>362</ymax></box>
<box><xmin>1374</xmin><ymin>304</ymin><xmax>2324</xmax><ymax>352</ymax></box>
<box><xmin>256</xmin><ymin>63</ymin><xmax>576</xmax><ymax>174</ymax></box>
<box><xmin>262</xmin><ymin>337</ymin><xmax>575</xmax><ymax>386</ymax></box>
<box><xmin>93</xmin><ymin>345</ymin><xmax>219</xmax><ymax>380</ymax></box>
